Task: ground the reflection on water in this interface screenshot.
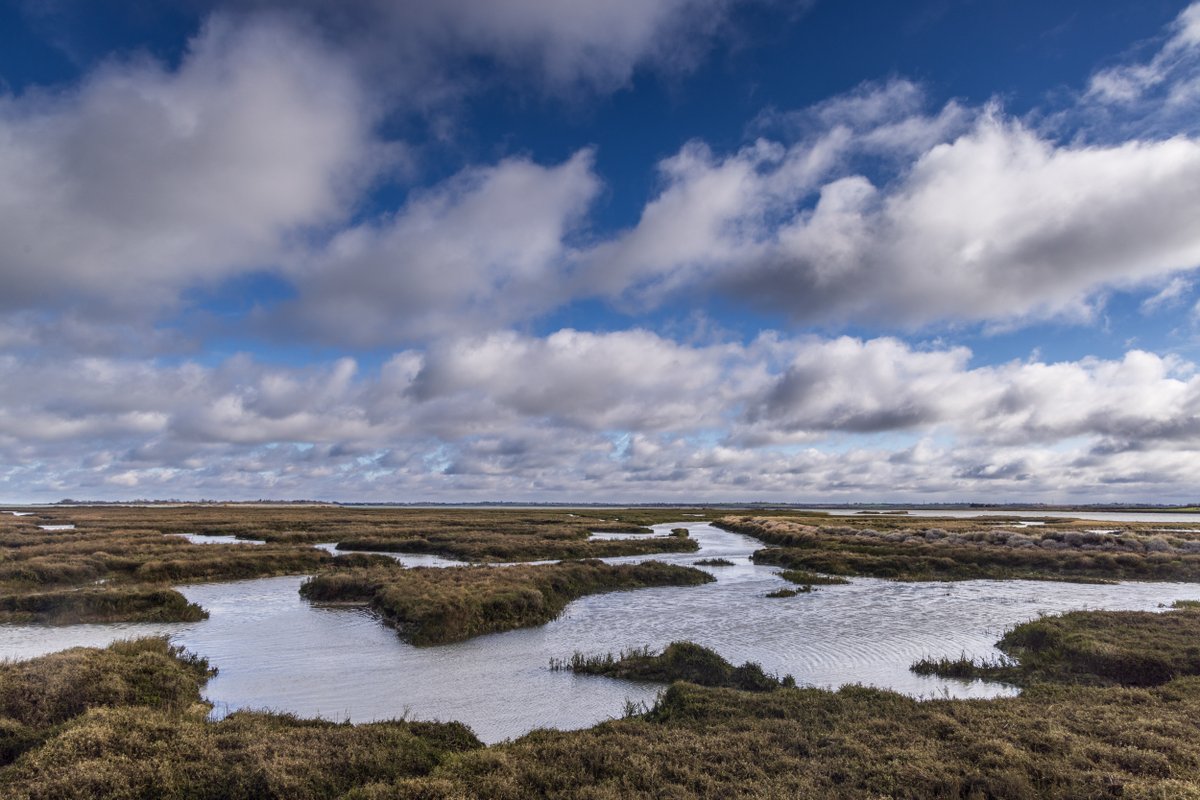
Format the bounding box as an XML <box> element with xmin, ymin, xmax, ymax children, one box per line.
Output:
<box><xmin>3</xmin><ymin>522</ymin><xmax>1200</xmax><ymax>744</ymax></box>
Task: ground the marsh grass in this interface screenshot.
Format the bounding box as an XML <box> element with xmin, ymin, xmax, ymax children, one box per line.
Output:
<box><xmin>777</xmin><ymin>569</ymin><xmax>849</xmax><ymax>585</ymax></box>
<box><xmin>911</xmin><ymin>605</ymin><xmax>1200</xmax><ymax>688</ymax></box>
<box><xmin>552</xmin><ymin>641</ymin><xmax>795</xmax><ymax>692</ymax></box>
<box><xmin>694</xmin><ymin>557</ymin><xmax>735</xmax><ymax>566</ymax></box>
<box><xmin>300</xmin><ymin>560</ymin><xmax>715</xmax><ymax>645</ymax></box>
<box><xmin>0</xmin><ymin>586</ymin><xmax>207</xmax><ymax>624</ymax></box>
<box><xmin>720</xmin><ymin>515</ymin><xmax>1200</xmax><ymax>582</ymax></box>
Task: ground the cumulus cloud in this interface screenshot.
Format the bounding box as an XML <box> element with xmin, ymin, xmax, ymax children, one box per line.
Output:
<box><xmin>585</xmin><ymin>95</ymin><xmax>1200</xmax><ymax>329</ymax></box>
<box><xmin>272</xmin><ymin>151</ymin><xmax>601</xmax><ymax>345</ymax></box>
<box><xmin>0</xmin><ymin>13</ymin><xmax>384</xmax><ymax>315</ymax></box>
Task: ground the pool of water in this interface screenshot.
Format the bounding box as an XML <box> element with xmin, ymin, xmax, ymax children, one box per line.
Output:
<box><xmin>3</xmin><ymin>522</ymin><xmax>1200</xmax><ymax>743</ymax></box>
<box><xmin>312</xmin><ymin>542</ymin><xmax>468</xmax><ymax>568</ymax></box>
<box><xmin>168</xmin><ymin>533</ymin><xmax>266</xmax><ymax>545</ymax></box>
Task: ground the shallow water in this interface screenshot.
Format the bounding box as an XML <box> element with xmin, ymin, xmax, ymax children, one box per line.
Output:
<box><xmin>3</xmin><ymin>522</ymin><xmax>1200</xmax><ymax>744</ymax></box>
<box><xmin>312</xmin><ymin>542</ymin><xmax>467</xmax><ymax>568</ymax></box>
<box><xmin>169</xmin><ymin>533</ymin><xmax>266</xmax><ymax>545</ymax></box>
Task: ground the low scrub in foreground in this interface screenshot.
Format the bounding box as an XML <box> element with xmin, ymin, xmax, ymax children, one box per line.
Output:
<box><xmin>300</xmin><ymin>560</ymin><xmax>714</xmax><ymax>645</ymax></box>
<box><xmin>552</xmin><ymin>641</ymin><xmax>794</xmax><ymax>691</ymax></box>
<box><xmin>0</xmin><ymin>639</ymin><xmax>481</xmax><ymax>799</ymax></box>
<box><xmin>0</xmin><ymin>637</ymin><xmax>212</xmax><ymax>764</ymax></box>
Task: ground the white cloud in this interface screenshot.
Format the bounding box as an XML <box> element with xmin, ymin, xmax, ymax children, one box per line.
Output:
<box><xmin>585</xmin><ymin>105</ymin><xmax>1200</xmax><ymax>329</ymax></box>
<box><xmin>1087</xmin><ymin>2</ymin><xmax>1200</xmax><ymax>104</ymax></box>
<box><xmin>0</xmin><ymin>14</ymin><xmax>383</xmax><ymax>314</ymax></box>
<box><xmin>274</xmin><ymin>151</ymin><xmax>600</xmax><ymax>345</ymax></box>
<box><xmin>1140</xmin><ymin>276</ymin><xmax>1193</xmax><ymax>314</ymax></box>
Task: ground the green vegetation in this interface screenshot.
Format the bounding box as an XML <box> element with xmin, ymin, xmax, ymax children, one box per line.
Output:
<box><xmin>694</xmin><ymin>557</ymin><xmax>735</xmax><ymax>566</ymax></box>
<box><xmin>913</xmin><ymin>604</ymin><xmax>1200</xmax><ymax>687</ymax></box>
<box><xmin>719</xmin><ymin>514</ymin><xmax>1200</xmax><ymax>582</ymax></box>
<box><xmin>669</xmin><ymin>527</ymin><xmax>689</xmax><ymax>538</ymax></box>
<box><xmin>300</xmin><ymin>560</ymin><xmax>715</xmax><ymax>645</ymax></box>
<box><xmin>551</xmin><ymin>641</ymin><xmax>795</xmax><ymax>691</ymax></box>
<box><xmin>777</xmin><ymin>569</ymin><xmax>849</xmax><ymax>586</ymax></box>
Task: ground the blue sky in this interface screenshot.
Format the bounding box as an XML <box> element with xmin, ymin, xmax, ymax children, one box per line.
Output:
<box><xmin>2</xmin><ymin>0</ymin><xmax>1200</xmax><ymax>503</ymax></box>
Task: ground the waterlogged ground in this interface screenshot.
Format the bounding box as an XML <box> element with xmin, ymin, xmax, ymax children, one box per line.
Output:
<box><xmin>5</xmin><ymin>521</ymin><xmax>1200</xmax><ymax>743</ymax></box>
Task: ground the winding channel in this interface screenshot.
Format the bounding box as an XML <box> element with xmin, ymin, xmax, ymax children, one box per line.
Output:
<box><xmin>4</xmin><ymin>520</ymin><xmax>1200</xmax><ymax>743</ymax></box>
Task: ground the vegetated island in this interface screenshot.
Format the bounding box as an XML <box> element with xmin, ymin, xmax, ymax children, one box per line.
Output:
<box><xmin>718</xmin><ymin>514</ymin><xmax>1200</xmax><ymax>582</ymax></box>
<box><xmin>912</xmin><ymin>599</ymin><xmax>1200</xmax><ymax>687</ymax></box>
<box><xmin>300</xmin><ymin>559</ymin><xmax>714</xmax><ymax>645</ymax></box>
<box><xmin>9</xmin><ymin>605</ymin><xmax>1200</xmax><ymax>796</ymax></box>
<box><xmin>553</xmin><ymin>641</ymin><xmax>795</xmax><ymax>691</ymax></box>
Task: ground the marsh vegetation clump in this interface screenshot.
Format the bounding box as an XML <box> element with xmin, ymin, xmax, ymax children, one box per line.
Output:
<box><xmin>300</xmin><ymin>560</ymin><xmax>715</xmax><ymax>645</ymax></box>
<box><xmin>694</xmin><ymin>557</ymin><xmax>734</xmax><ymax>566</ymax></box>
<box><xmin>552</xmin><ymin>641</ymin><xmax>795</xmax><ymax>691</ymax></box>
<box><xmin>777</xmin><ymin>569</ymin><xmax>849</xmax><ymax>586</ymax></box>
<box><xmin>765</xmin><ymin>587</ymin><xmax>806</xmax><ymax>598</ymax></box>
<box><xmin>0</xmin><ymin>585</ymin><xmax>207</xmax><ymax>624</ymax></box>
<box><xmin>913</xmin><ymin>604</ymin><xmax>1200</xmax><ymax>687</ymax></box>
<box><xmin>719</xmin><ymin>514</ymin><xmax>1200</xmax><ymax>582</ymax></box>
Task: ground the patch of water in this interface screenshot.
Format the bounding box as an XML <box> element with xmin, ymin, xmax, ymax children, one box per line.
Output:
<box><xmin>312</xmin><ymin>542</ymin><xmax>468</xmax><ymax>568</ymax></box>
<box><xmin>588</xmin><ymin>531</ymin><xmax>662</xmax><ymax>541</ymax></box>
<box><xmin>38</xmin><ymin>524</ymin><xmax>74</xmax><ymax>531</ymax></box>
<box><xmin>168</xmin><ymin>533</ymin><xmax>266</xmax><ymax>545</ymax></box>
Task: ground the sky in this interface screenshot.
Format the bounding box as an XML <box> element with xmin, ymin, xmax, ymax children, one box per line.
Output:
<box><xmin>2</xmin><ymin>0</ymin><xmax>1200</xmax><ymax>504</ymax></box>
